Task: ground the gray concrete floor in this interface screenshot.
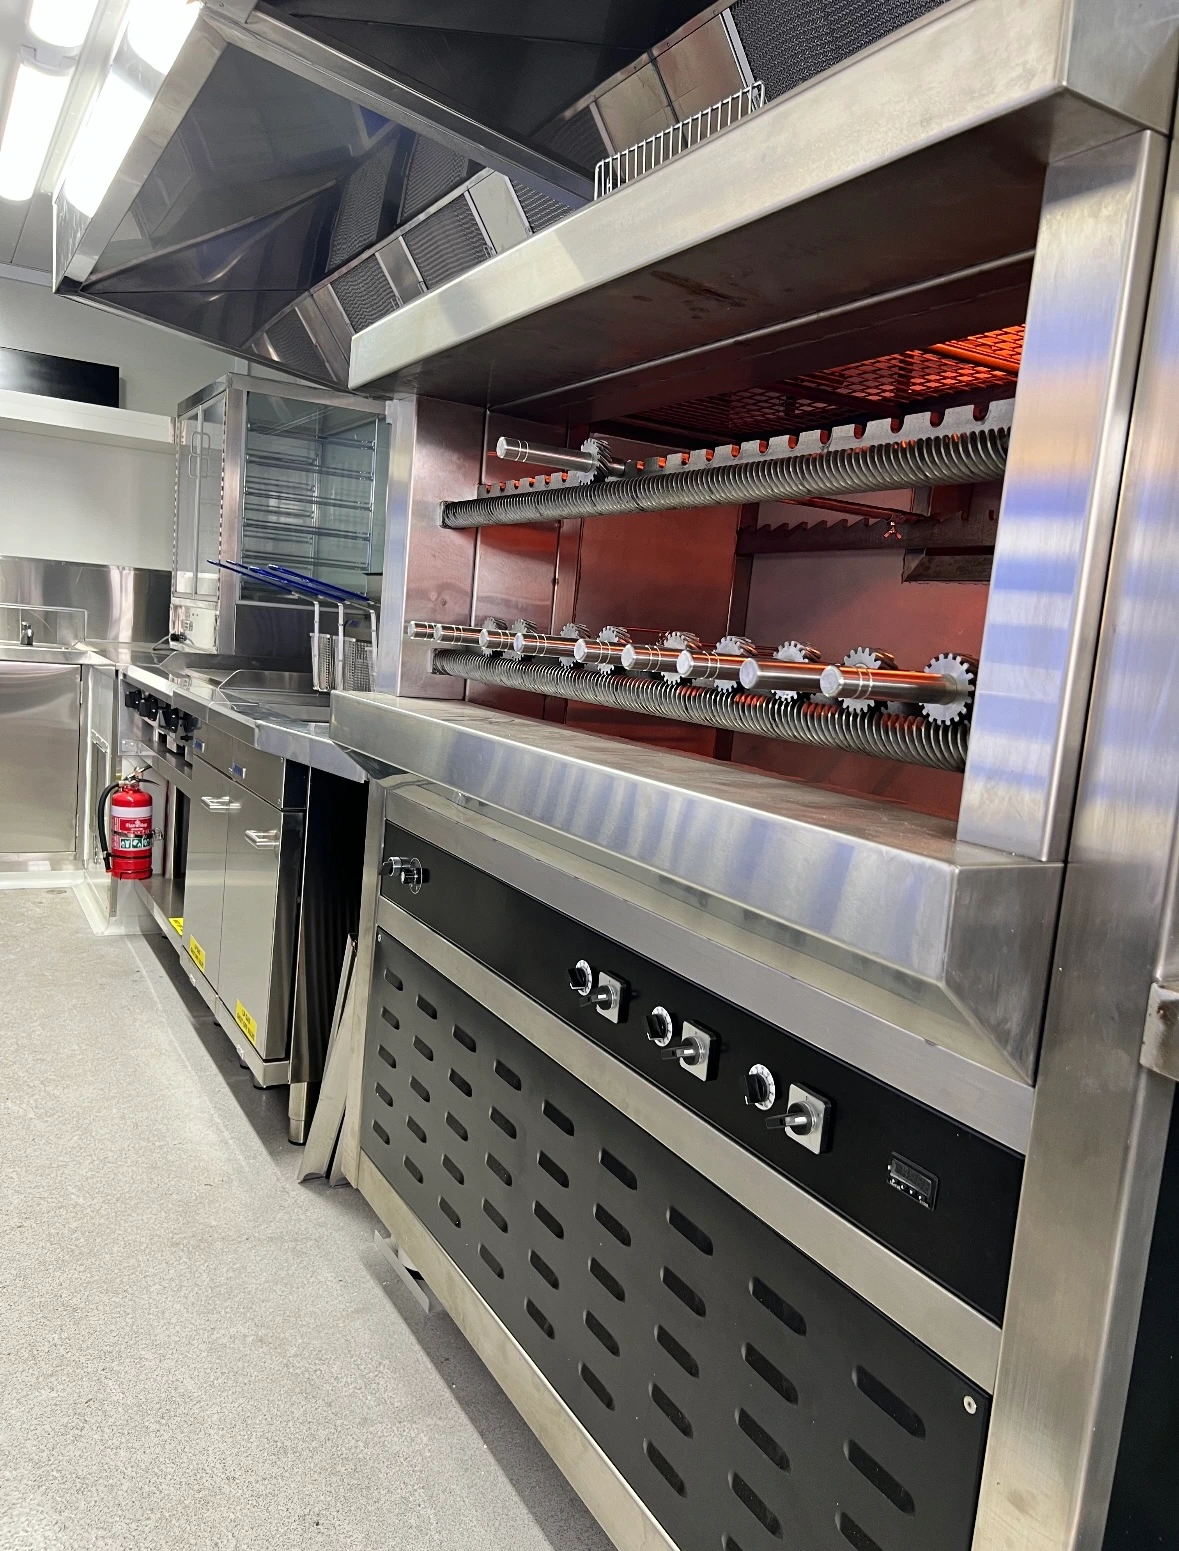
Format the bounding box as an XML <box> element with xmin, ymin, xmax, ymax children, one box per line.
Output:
<box><xmin>0</xmin><ymin>889</ymin><xmax>614</xmax><ymax>1551</ymax></box>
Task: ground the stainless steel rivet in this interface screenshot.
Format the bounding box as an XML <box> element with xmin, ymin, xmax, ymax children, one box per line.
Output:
<box><xmin>963</xmin><ymin>1395</ymin><xmax>977</xmax><ymax>1415</ymax></box>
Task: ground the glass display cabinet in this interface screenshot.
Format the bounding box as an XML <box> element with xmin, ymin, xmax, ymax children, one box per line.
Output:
<box><xmin>170</xmin><ymin>376</ymin><xmax>389</xmax><ymax>657</ymax></box>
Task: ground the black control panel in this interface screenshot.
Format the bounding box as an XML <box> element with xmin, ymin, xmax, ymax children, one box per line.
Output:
<box><xmin>380</xmin><ymin>821</ymin><xmax>1023</xmax><ymax>1322</ymax></box>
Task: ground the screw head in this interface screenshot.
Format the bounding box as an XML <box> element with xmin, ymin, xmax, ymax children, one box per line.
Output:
<box><xmin>963</xmin><ymin>1395</ymin><xmax>977</xmax><ymax>1415</ymax></box>
<box><xmin>376</xmin><ymin>931</ymin><xmax>382</xmax><ymax>943</ymax></box>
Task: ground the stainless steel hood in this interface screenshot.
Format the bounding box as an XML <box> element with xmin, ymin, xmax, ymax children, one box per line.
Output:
<box><xmin>52</xmin><ymin>0</ymin><xmax>717</xmax><ymax>381</ymax></box>
<box><xmin>346</xmin><ymin>0</ymin><xmax>1179</xmax><ymax>422</ymax></box>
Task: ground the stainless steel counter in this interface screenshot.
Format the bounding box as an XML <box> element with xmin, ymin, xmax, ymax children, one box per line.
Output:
<box><xmin>122</xmin><ymin>659</ymin><xmax>366</xmax><ymax>782</ymax></box>
<box><xmin>330</xmin><ymin>691</ymin><xmax>1059</xmax><ymax>1097</ymax></box>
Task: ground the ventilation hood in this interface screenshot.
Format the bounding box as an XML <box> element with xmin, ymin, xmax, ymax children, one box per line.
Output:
<box><xmin>53</xmin><ymin>0</ymin><xmax>715</xmax><ymax>386</ymax></box>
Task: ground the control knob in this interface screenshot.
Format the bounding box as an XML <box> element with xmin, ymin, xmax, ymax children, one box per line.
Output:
<box><xmin>646</xmin><ymin>1006</ymin><xmax>676</xmax><ymax>1046</ymax></box>
<box><xmin>380</xmin><ymin>855</ymin><xmax>426</xmax><ymax>894</ymax></box>
<box><xmin>745</xmin><ymin>1063</ymin><xmax>777</xmax><ymax>1111</ymax></box>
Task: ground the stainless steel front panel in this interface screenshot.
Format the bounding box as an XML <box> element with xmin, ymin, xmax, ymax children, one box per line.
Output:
<box><xmin>218</xmin><ymin>787</ymin><xmax>303</xmax><ymax>1061</ymax></box>
<box><xmin>0</xmin><ymin>557</ymin><xmax>169</xmax><ymax>646</ymax></box>
<box><xmin>184</xmin><ymin>759</ymin><xmax>235</xmax><ymax>988</ymax></box>
<box><xmin>972</xmin><ymin>113</ymin><xmax>1179</xmax><ymax>1551</ymax></box>
<box><xmin>0</xmin><ymin>663</ymin><xmax>79</xmax><ymax>855</ymax></box>
<box><xmin>331</xmin><ymin>692</ymin><xmax>1060</xmax><ymax>1084</ymax></box>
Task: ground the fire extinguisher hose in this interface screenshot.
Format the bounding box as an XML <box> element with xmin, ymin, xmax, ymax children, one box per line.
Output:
<box><xmin>96</xmin><ymin>782</ymin><xmax>119</xmax><ymax>873</ymax></box>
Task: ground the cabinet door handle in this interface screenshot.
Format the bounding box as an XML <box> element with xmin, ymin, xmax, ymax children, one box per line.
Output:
<box><xmin>200</xmin><ymin>795</ymin><xmax>240</xmax><ymax>812</ymax></box>
<box><xmin>245</xmin><ymin>828</ymin><xmax>281</xmax><ymax>849</ymax></box>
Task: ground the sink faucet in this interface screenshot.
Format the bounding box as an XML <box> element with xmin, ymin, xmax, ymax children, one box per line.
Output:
<box><xmin>19</xmin><ymin>621</ymin><xmax>33</xmax><ymax>646</ymax></box>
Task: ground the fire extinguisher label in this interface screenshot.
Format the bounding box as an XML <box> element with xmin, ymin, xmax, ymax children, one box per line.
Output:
<box><xmin>235</xmin><ymin>1001</ymin><xmax>258</xmax><ymax>1044</ymax></box>
<box><xmin>188</xmin><ymin>936</ymin><xmax>206</xmax><ymax>973</ymax></box>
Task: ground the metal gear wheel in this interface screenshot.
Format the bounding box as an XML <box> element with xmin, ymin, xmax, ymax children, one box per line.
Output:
<box><xmin>837</xmin><ymin>646</ymin><xmax>899</xmax><ymax>713</ymax></box>
<box><xmin>922</xmin><ymin>652</ymin><xmax>977</xmax><ymax>724</ymax></box>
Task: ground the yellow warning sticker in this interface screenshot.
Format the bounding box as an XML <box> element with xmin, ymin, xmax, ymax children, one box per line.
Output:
<box><xmin>169</xmin><ymin>916</ymin><xmax>183</xmax><ymax>935</ymax></box>
<box><xmin>187</xmin><ymin>936</ymin><xmax>206</xmax><ymax>973</ymax></box>
<box><xmin>235</xmin><ymin>1000</ymin><xmax>257</xmax><ymax>1045</ymax></box>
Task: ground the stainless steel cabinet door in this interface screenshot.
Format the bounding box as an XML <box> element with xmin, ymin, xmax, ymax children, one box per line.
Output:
<box><xmin>0</xmin><ymin>663</ymin><xmax>80</xmax><ymax>854</ymax></box>
<box><xmin>218</xmin><ymin>787</ymin><xmax>303</xmax><ymax>1061</ymax></box>
<box><xmin>184</xmin><ymin>759</ymin><xmax>235</xmax><ymax>988</ymax></box>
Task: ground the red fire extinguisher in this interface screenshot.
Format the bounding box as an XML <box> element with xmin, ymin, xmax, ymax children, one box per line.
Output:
<box><xmin>97</xmin><ymin>772</ymin><xmax>155</xmax><ymax>880</ymax></box>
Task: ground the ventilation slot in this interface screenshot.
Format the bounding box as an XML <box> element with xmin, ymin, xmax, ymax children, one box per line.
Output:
<box><xmin>412</xmin><ymin>1035</ymin><xmax>434</xmax><ymax>1061</ymax></box>
<box><xmin>383</xmin><ymin>968</ymin><xmax>402</xmax><ymax>991</ymax></box>
<box><xmin>730</xmin><ymin>1472</ymin><xmax>782</xmax><ymax>1539</ymax></box>
<box><xmin>538</xmin><ymin>1151</ymin><xmax>569</xmax><ymax>1188</ymax></box>
<box><xmin>543</xmin><ymin>1099</ymin><xmax>575</xmax><ymax>1135</ymax></box>
<box><xmin>406</xmin><ymin>1116</ymin><xmax>426</xmax><ymax>1144</ymax></box>
<box><xmin>449</xmin><ymin>1069</ymin><xmax>473</xmax><ymax>1098</ymax></box>
<box><xmin>491</xmin><ymin>1106</ymin><xmax>517</xmax><ymax>1139</ymax></box>
<box><xmin>600</xmin><ymin>1148</ymin><xmax>637</xmax><ymax>1189</ymax></box>
<box><xmin>265</xmin><ymin>309</ymin><xmax>325</xmax><ymax>381</ymax></box>
<box><xmin>729</xmin><ymin>0</ymin><xmax>946</xmax><ymax>103</ymax></box>
<box><xmin>374</xmin><ymin>1083</ymin><xmax>394</xmax><ymax>1108</ymax></box>
<box><xmin>416</xmin><ymin>994</ymin><xmax>437</xmax><ymax>1019</ymax></box>
<box><xmin>401</xmin><ymin>137</ymin><xmax>471</xmax><ymax>221</ymax></box>
<box><xmin>482</xmin><ymin>1198</ymin><xmax>508</xmax><ymax>1234</ymax></box>
<box><xmin>662</xmin><ymin>1266</ymin><xmax>706</xmax><ymax>1317</ymax></box>
<box><xmin>589</xmin><ymin>1258</ymin><xmax>624</xmax><ymax>1302</ymax></box>
<box><xmin>738</xmin><ymin>1409</ymin><xmax>790</xmax><ymax>1471</ymax></box>
<box><xmin>445</xmin><ymin>1111</ymin><xmax>468</xmax><ymax>1142</ymax></box>
<box><xmin>494</xmin><ymin>1059</ymin><xmax>522</xmax><ymax>1090</ymax></box>
<box><xmin>645</xmin><ymin>1439</ymin><xmax>686</xmax><ymax>1497</ymax></box>
<box><xmin>530</xmin><ymin>1249</ymin><xmax>559</xmax><ymax>1289</ymax></box>
<box><xmin>595</xmin><ymin>1203</ymin><xmax>631</xmax><ymax>1246</ymax></box>
<box><xmin>453</xmin><ymin>1024</ymin><xmax>476</xmax><ymax>1052</ymax></box>
<box><xmin>743</xmin><ymin>1343</ymin><xmax>799</xmax><ymax>1404</ymax></box>
<box><xmin>668</xmin><ymin>1204</ymin><xmax>712</xmax><ymax>1255</ymax></box>
<box><xmin>403</xmin><ymin>197</ymin><xmax>492</xmax><ymax>290</ymax></box>
<box><xmin>403</xmin><ymin>1154</ymin><xmax>423</xmax><ymax>1184</ymax></box>
<box><xmin>535</xmin><ymin>105</ymin><xmax>606</xmax><ymax>173</ymax></box>
<box><xmin>846</xmin><ymin>1440</ymin><xmax>916</xmax><ymax>1515</ymax></box>
<box><xmin>751</xmin><ymin>1276</ymin><xmax>806</xmax><ymax>1335</ymax></box>
<box><xmin>371</xmin><ymin>1119</ymin><xmax>390</xmax><ymax>1146</ymax></box>
<box><xmin>328</xmin><ymin>141</ymin><xmax>396</xmax><ymax>268</ymax></box>
<box><xmin>510</xmin><ymin>180</ymin><xmax>570</xmax><ymax>232</ymax></box>
<box><xmin>380</xmin><ymin>1007</ymin><xmax>399</xmax><ymax>1030</ymax></box>
<box><xmin>580</xmin><ymin>1362</ymin><xmax>615</xmax><ymax>1410</ymax></box>
<box><xmin>480</xmin><ymin>1243</ymin><xmax>504</xmax><ymax>1279</ymax></box>
<box><xmin>585</xmin><ymin>1310</ymin><xmax>620</xmax><ymax>1356</ymax></box>
<box><xmin>534</xmin><ymin>1200</ymin><xmax>564</xmax><ymax>1239</ymax></box>
<box><xmin>651</xmin><ymin>1383</ymin><xmax>692</xmax><ymax>1437</ymax></box>
<box><xmin>377</xmin><ymin>1044</ymin><xmax>396</xmax><ymax>1068</ymax></box>
<box><xmin>330</xmin><ymin>252</ymin><xmax>398</xmax><ymax>334</ymax></box>
<box><xmin>854</xmin><ymin>1366</ymin><xmax>926</xmax><ymax>1438</ymax></box>
<box><xmin>656</xmin><ymin>1325</ymin><xmax>699</xmax><ymax>1378</ymax></box>
<box><xmin>837</xmin><ymin>1513</ymin><xmax>885</xmax><ymax>1551</ymax></box>
<box><xmin>443</xmin><ymin>1154</ymin><xmax>464</xmax><ymax>1185</ymax></box>
<box><xmin>440</xmin><ymin>1196</ymin><xmax>461</xmax><ymax>1229</ymax></box>
<box><xmin>526</xmin><ymin>1298</ymin><xmax>555</xmax><ymax>1339</ymax></box>
<box><xmin>409</xmin><ymin>1076</ymin><xmax>430</xmax><ymax>1104</ymax></box>
<box><xmin>487</xmin><ymin>1152</ymin><xmax>513</xmax><ymax>1187</ymax></box>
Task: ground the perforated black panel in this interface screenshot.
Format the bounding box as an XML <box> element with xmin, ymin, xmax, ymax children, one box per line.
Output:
<box><xmin>731</xmin><ymin>0</ymin><xmax>948</xmax><ymax>101</ymax></box>
<box><xmin>363</xmin><ymin>931</ymin><xmax>990</xmax><ymax>1551</ymax></box>
<box><xmin>331</xmin><ymin>255</ymin><xmax>398</xmax><ymax>334</ymax></box>
<box><xmin>403</xmin><ymin>198</ymin><xmax>493</xmax><ymax>290</ymax></box>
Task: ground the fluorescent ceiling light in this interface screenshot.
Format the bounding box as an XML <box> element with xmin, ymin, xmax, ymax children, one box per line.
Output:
<box><xmin>127</xmin><ymin>0</ymin><xmax>199</xmax><ymax>76</ymax></box>
<box><xmin>0</xmin><ymin>61</ymin><xmax>71</xmax><ymax>203</ymax></box>
<box><xmin>28</xmin><ymin>0</ymin><xmax>101</xmax><ymax>50</ymax></box>
<box><xmin>62</xmin><ymin>73</ymin><xmax>149</xmax><ymax>217</ymax></box>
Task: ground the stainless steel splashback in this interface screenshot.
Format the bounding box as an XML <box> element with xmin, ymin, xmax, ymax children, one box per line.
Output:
<box><xmin>0</xmin><ymin>556</ymin><xmax>169</xmax><ymax>644</ymax></box>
